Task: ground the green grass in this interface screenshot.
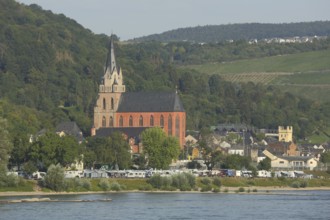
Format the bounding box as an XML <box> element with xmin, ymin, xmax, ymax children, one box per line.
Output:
<box><xmin>0</xmin><ymin>180</ymin><xmax>35</xmax><ymax>192</ymax></box>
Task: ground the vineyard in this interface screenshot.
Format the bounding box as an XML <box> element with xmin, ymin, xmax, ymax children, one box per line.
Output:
<box><xmin>220</xmin><ymin>72</ymin><xmax>294</xmax><ymax>84</ymax></box>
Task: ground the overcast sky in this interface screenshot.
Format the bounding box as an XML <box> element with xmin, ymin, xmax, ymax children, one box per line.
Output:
<box><xmin>16</xmin><ymin>0</ymin><xmax>330</xmax><ymax>40</ymax></box>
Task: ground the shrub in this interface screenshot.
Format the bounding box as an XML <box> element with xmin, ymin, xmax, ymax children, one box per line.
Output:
<box><xmin>184</xmin><ymin>173</ymin><xmax>196</xmax><ymax>188</ymax></box>
<box><xmin>147</xmin><ymin>174</ymin><xmax>162</xmax><ymax>189</ymax></box>
<box><xmin>213</xmin><ymin>187</ymin><xmax>220</xmax><ymax>193</ymax></box>
<box><xmin>44</xmin><ymin>164</ymin><xmax>65</xmax><ymax>192</ymax></box>
<box><xmin>238</xmin><ymin>187</ymin><xmax>245</xmax><ymax>192</ymax></box>
<box><xmin>4</xmin><ymin>174</ymin><xmax>20</xmax><ymax>187</ymax></box>
<box><xmin>212</xmin><ymin>177</ymin><xmax>221</xmax><ymax>187</ymax></box>
<box><xmin>81</xmin><ymin>179</ymin><xmax>91</xmax><ymax>190</ymax></box>
<box><xmin>200</xmin><ymin>177</ymin><xmax>211</xmax><ymax>185</ymax></box>
<box><xmin>291</xmin><ymin>181</ymin><xmax>300</xmax><ymax>188</ymax></box>
<box><xmin>98</xmin><ymin>179</ymin><xmax>110</xmax><ymax>191</ymax></box>
<box><xmin>172</xmin><ymin>173</ymin><xmax>193</xmax><ymax>191</ymax></box>
<box><xmin>252</xmin><ymin>189</ymin><xmax>258</xmax><ymax>192</ymax></box>
<box><xmin>200</xmin><ymin>185</ymin><xmax>212</xmax><ymax>192</ymax></box>
<box><xmin>223</xmin><ymin>188</ymin><xmax>229</xmax><ymax>193</ymax></box>
<box><xmin>247</xmin><ymin>189</ymin><xmax>251</xmax><ymax>193</ymax></box>
<box><xmin>290</xmin><ymin>180</ymin><xmax>308</xmax><ymax>188</ymax></box>
<box><xmin>110</xmin><ymin>181</ymin><xmax>121</xmax><ymax>191</ymax></box>
<box><xmin>161</xmin><ymin>176</ymin><xmax>173</xmax><ymax>189</ymax></box>
<box><xmin>300</xmin><ymin>181</ymin><xmax>308</xmax><ymax>188</ymax></box>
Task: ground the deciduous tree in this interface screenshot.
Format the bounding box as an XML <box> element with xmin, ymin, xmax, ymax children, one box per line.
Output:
<box><xmin>141</xmin><ymin>127</ymin><xmax>180</xmax><ymax>169</ymax></box>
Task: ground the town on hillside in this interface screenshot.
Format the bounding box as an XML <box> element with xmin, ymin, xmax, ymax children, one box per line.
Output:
<box><xmin>6</xmin><ymin>37</ymin><xmax>329</xmax><ymax>182</ymax></box>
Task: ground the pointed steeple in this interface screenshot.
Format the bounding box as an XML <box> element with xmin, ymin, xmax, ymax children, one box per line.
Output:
<box><xmin>104</xmin><ymin>35</ymin><xmax>117</xmax><ymax>76</ymax></box>
<box><xmin>99</xmin><ymin>34</ymin><xmax>125</xmax><ymax>93</ymax></box>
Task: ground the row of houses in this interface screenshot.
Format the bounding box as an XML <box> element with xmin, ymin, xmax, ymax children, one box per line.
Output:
<box><xmin>185</xmin><ymin>124</ymin><xmax>329</xmax><ymax>171</ymax></box>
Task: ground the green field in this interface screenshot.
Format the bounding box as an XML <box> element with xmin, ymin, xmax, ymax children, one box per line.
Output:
<box><xmin>184</xmin><ymin>49</ymin><xmax>330</xmax><ymax>102</ymax></box>
<box><xmin>186</xmin><ymin>49</ymin><xmax>330</xmax><ymax>74</ymax></box>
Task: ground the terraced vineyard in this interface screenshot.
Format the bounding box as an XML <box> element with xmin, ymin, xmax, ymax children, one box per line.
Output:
<box><xmin>221</xmin><ymin>72</ymin><xmax>294</xmax><ymax>84</ymax></box>
<box><xmin>183</xmin><ymin>49</ymin><xmax>330</xmax><ymax>102</ymax></box>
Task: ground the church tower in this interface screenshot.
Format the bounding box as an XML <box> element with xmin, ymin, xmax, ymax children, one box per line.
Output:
<box><xmin>92</xmin><ymin>36</ymin><xmax>125</xmax><ymax>131</ymax></box>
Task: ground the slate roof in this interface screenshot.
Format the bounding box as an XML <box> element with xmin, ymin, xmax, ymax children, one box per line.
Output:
<box><xmin>95</xmin><ymin>127</ymin><xmax>149</xmax><ymax>138</ymax></box>
<box><xmin>55</xmin><ymin>121</ymin><xmax>84</xmax><ymax>142</ymax></box>
<box><xmin>117</xmin><ymin>92</ymin><xmax>185</xmax><ymax>112</ymax></box>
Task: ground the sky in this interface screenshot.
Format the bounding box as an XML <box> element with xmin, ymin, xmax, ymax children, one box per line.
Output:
<box><xmin>16</xmin><ymin>0</ymin><xmax>330</xmax><ymax>40</ymax></box>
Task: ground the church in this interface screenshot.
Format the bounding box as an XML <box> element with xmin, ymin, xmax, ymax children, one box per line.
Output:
<box><xmin>91</xmin><ymin>36</ymin><xmax>186</xmax><ymax>151</ymax></box>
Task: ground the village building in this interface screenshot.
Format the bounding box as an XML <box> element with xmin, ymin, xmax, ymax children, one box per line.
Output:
<box><xmin>91</xmin><ymin>36</ymin><xmax>186</xmax><ymax>151</ymax></box>
<box><xmin>55</xmin><ymin>121</ymin><xmax>84</xmax><ymax>144</ymax></box>
<box><xmin>263</xmin><ymin>149</ymin><xmax>318</xmax><ymax>170</ymax></box>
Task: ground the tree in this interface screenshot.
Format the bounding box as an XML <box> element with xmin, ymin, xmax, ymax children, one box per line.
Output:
<box><xmin>44</xmin><ymin>164</ymin><xmax>65</xmax><ymax>192</ymax></box>
<box><xmin>29</xmin><ymin>132</ymin><xmax>81</xmax><ymax>170</ymax></box>
<box><xmin>222</xmin><ymin>154</ymin><xmax>251</xmax><ymax>170</ymax></box>
<box><xmin>84</xmin><ymin>132</ymin><xmax>131</xmax><ymax>169</ymax></box>
<box><xmin>257</xmin><ymin>157</ymin><xmax>271</xmax><ymax>171</ymax></box>
<box><xmin>108</xmin><ymin>132</ymin><xmax>131</xmax><ymax>169</ymax></box>
<box><xmin>141</xmin><ymin>127</ymin><xmax>180</xmax><ymax>169</ymax></box>
<box><xmin>320</xmin><ymin>152</ymin><xmax>330</xmax><ymax>171</ymax></box>
<box><xmin>0</xmin><ymin>117</ymin><xmax>13</xmax><ymax>171</ymax></box>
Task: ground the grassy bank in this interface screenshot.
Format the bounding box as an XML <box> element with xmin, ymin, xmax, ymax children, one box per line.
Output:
<box><xmin>1</xmin><ymin>176</ymin><xmax>329</xmax><ymax>194</ymax></box>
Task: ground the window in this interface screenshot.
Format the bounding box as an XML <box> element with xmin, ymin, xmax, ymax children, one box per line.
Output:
<box><xmin>160</xmin><ymin>115</ymin><xmax>164</xmax><ymax>127</ymax></box>
<box><xmin>150</xmin><ymin>115</ymin><xmax>154</xmax><ymax>126</ymax></box>
<box><xmin>139</xmin><ymin>115</ymin><xmax>143</xmax><ymax>126</ymax></box>
<box><xmin>168</xmin><ymin>115</ymin><xmax>172</xmax><ymax>136</ymax></box>
<box><xmin>279</xmin><ymin>161</ymin><xmax>284</xmax><ymax>164</ymax></box>
<box><xmin>103</xmin><ymin>98</ymin><xmax>106</xmax><ymax>110</ymax></box>
<box><xmin>109</xmin><ymin>116</ymin><xmax>113</xmax><ymax>127</ymax></box>
<box><xmin>119</xmin><ymin>116</ymin><xmax>123</xmax><ymax>127</ymax></box>
<box><xmin>111</xmin><ymin>98</ymin><xmax>114</xmax><ymax>110</ymax></box>
<box><xmin>175</xmin><ymin>115</ymin><xmax>180</xmax><ymax>137</ymax></box>
<box><xmin>129</xmin><ymin>116</ymin><xmax>133</xmax><ymax>127</ymax></box>
<box><xmin>102</xmin><ymin>116</ymin><xmax>106</xmax><ymax>127</ymax></box>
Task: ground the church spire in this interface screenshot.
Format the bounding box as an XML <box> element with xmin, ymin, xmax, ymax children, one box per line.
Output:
<box><xmin>104</xmin><ymin>35</ymin><xmax>117</xmax><ymax>76</ymax></box>
<box><xmin>99</xmin><ymin>34</ymin><xmax>125</xmax><ymax>93</ymax></box>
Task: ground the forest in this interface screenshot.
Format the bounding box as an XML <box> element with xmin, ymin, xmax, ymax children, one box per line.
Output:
<box><xmin>132</xmin><ymin>21</ymin><xmax>330</xmax><ymax>43</ymax></box>
<box><xmin>1</xmin><ymin>0</ymin><xmax>330</xmax><ymax>156</ymax></box>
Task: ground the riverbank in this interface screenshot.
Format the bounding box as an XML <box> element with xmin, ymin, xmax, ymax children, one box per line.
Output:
<box><xmin>1</xmin><ymin>186</ymin><xmax>330</xmax><ymax>197</ymax></box>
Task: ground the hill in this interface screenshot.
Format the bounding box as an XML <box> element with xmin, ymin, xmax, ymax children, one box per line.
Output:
<box><xmin>1</xmin><ymin>0</ymin><xmax>330</xmax><ymax>144</ymax></box>
<box><xmin>182</xmin><ymin>47</ymin><xmax>330</xmax><ymax>102</ymax></box>
<box><xmin>132</xmin><ymin>21</ymin><xmax>330</xmax><ymax>43</ymax></box>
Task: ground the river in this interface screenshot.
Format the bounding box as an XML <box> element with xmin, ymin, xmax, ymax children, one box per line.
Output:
<box><xmin>1</xmin><ymin>190</ymin><xmax>329</xmax><ymax>220</ymax></box>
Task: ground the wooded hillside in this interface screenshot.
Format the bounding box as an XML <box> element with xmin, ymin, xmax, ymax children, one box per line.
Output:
<box><xmin>132</xmin><ymin>21</ymin><xmax>330</xmax><ymax>43</ymax></box>
<box><xmin>1</xmin><ymin>0</ymin><xmax>330</xmax><ymax>144</ymax></box>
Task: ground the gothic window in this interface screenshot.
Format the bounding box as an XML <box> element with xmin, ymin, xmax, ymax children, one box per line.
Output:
<box><xmin>129</xmin><ymin>115</ymin><xmax>133</xmax><ymax>127</ymax></box>
<box><xmin>109</xmin><ymin>116</ymin><xmax>113</xmax><ymax>127</ymax></box>
<box><xmin>175</xmin><ymin>115</ymin><xmax>180</xmax><ymax>137</ymax></box>
<box><xmin>119</xmin><ymin>116</ymin><xmax>123</xmax><ymax>127</ymax></box>
<box><xmin>111</xmin><ymin>98</ymin><xmax>114</xmax><ymax>110</ymax></box>
<box><xmin>103</xmin><ymin>98</ymin><xmax>106</xmax><ymax>110</ymax></box>
<box><xmin>160</xmin><ymin>115</ymin><xmax>164</xmax><ymax>127</ymax></box>
<box><xmin>168</xmin><ymin>115</ymin><xmax>172</xmax><ymax>136</ymax></box>
<box><xmin>102</xmin><ymin>116</ymin><xmax>106</xmax><ymax>127</ymax></box>
<box><xmin>139</xmin><ymin>115</ymin><xmax>143</xmax><ymax>126</ymax></box>
<box><xmin>150</xmin><ymin>115</ymin><xmax>154</xmax><ymax>126</ymax></box>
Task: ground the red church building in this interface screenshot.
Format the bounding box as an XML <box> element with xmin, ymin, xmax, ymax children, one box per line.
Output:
<box><xmin>91</xmin><ymin>37</ymin><xmax>186</xmax><ymax>151</ymax></box>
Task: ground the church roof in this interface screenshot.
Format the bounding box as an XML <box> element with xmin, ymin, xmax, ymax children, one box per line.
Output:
<box><xmin>117</xmin><ymin>92</ymin><xmax>185</xmax><ymax>112</ymax></box>
<box><xmin>95</xmin><ymin>127</ymin><xmax>149</xmax><ymax>138</ymax></box>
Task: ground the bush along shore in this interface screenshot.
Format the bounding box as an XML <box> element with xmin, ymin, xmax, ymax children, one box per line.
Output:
<box><xmin>1</xmin><ymin>173</ymin><xmax>330</xmax><ymax>195</ymax></box>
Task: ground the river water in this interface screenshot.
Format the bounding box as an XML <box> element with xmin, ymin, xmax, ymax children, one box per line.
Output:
<box><xmin>1</xmin><ymin>190</ymin><xmax>329</xmax><ymax>220</ymax></box>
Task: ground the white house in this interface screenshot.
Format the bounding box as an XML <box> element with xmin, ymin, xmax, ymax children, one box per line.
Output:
<box><xmin>228</xmin><ymin>145</ymin><xmax>244</xmax><ymax>156</ymax></box>
<box><xmin>263</xmin><ymin>150</ymin><xmax>318</xmax><ymax>170</ymax></box>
